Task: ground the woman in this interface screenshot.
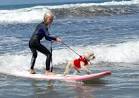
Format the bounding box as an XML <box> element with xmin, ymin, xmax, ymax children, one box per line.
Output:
<box><xmin>29</xmin><ymin>11</ymin><xmax>61</xmax><ymax>75</ymax></box>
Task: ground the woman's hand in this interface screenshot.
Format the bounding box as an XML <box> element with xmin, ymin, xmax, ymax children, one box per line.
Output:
<box><xmin>56</xmin><ymin>37</ymin><xmax>62</xmax><ymax>42</ymax></box>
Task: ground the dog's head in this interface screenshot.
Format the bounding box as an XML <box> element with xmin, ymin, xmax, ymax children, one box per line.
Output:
<box><xmin>84</xmin><ymin>52</ymin><xmax>95</xmax><ymax>61</ymax></box>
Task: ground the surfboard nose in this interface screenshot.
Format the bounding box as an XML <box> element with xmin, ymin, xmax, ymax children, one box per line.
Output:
<box><xmin>105</xmin><ymin>71</ymin><xmax>112</xmax><ymax>75</ymax></box>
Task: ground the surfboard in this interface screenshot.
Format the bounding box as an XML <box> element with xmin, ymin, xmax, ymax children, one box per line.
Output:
<box><xmin>14</xmin><ymin>71</ymin><xmax>111</xmax><ymax>81</ymax></box>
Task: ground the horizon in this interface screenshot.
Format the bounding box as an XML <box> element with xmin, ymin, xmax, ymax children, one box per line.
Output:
<box><xmin>0</xmin><ymin>0</ymin><xmax>117</xmax><ymax>6</ymax></box>
<box><xmin>0</xmin><ymin>0</ymin><xmax>94</xmax><ymax>5</ymax></box>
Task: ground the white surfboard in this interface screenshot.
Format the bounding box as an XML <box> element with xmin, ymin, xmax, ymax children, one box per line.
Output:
<box><xmin>14</xmin><ymin>71</ymin><xmax>111</xmax><ymax>81</ymax></box>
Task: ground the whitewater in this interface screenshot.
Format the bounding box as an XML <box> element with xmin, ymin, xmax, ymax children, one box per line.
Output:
<box><xmin>0</xmin><ymin>0</ymin><xmax>138</xmax><ymax>23</ymax></box>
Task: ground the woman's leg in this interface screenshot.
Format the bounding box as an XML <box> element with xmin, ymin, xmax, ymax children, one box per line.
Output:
<box><xmin>37</xmin><ymin>44</ymin><xmax>52</xmax><ymax>71</ymax></box>
<box><xmin>30</xmin><ymin>48</ymin><xmax>37</xmax><ymax>70</ymax></box>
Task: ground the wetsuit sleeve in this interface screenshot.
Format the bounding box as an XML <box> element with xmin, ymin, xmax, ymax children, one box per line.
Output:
<box><xmin>45</xmin><ymin>34</ymin><xmax>57</xmax><ymax>41</ymax></box>
<box><xmin>41</xmin><ymin>24</ymin><xmax>57</xmax><ymax>41</ymax></box>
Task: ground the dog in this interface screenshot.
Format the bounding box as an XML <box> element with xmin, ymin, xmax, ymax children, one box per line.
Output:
<box><xmin>64</xmin><ymin>52</ymin><xmax>95</xmax><ymax>75</ymax></box>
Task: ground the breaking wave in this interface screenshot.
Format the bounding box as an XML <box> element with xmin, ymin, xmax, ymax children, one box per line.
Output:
<box><xmin>0</xmin><ymin>40</ymin><xmax>139</xmax><ymax>76</ymax></box>
<box><xmin>0</xmin><ymin>0</ymin><xmax>138</xmax><ymax>23</ymax></box>
<box><xmin>0</xmin><ymin>40</ymin><xmax>139</xmax><ymax>67</ymax></box>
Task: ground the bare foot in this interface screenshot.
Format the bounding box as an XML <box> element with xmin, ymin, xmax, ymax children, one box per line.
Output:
<box><xmin>45</xmin><ymin>71</ymin><xmax>56</xmax><ymax>75</ymax></box>
<box><xmin>29</xmin><ymin>69</ymin><xmax>36</xmax><ymax>74</ymax></box>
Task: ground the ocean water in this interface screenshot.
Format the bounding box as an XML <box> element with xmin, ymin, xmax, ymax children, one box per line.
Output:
<box><xmin>0</xmin><ymin>0</ymin><xmax>139</xmax><ymax>98</ymax></box>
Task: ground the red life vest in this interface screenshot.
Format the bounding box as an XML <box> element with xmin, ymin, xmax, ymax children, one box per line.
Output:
<box><xmin>73</xmin><ymin>56</ymin><xmax>88</xmax><ymax>69</ymax></box>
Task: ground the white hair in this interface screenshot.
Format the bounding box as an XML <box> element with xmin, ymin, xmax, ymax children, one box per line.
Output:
<box><xmin>44</xmin><ymin>10</ymin><xmax>54</xmax><ymax>18</ymax></box>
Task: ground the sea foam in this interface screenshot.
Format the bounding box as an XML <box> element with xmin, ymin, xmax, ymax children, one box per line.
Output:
<box><xmin>0</xmin><ymin>0</ymin><xmax>138</xmax><ymax>23</ymax></box>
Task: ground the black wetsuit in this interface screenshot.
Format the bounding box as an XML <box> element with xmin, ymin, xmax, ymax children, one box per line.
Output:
<box><xmin>29</xmin><ymin>22</ymin><xmax>56</xmax><ymax>71</ymax></box>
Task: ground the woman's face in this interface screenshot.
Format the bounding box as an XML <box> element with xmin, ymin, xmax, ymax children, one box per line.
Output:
<box><xmin>44</xmin><ymin>16</ymin><xmax>53</xmax><ymax>25</ymax></box>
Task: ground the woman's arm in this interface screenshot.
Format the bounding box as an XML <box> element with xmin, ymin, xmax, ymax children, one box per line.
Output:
<box><xmin>45</xmin><ymin>34</ymin><xmax>57</xmax><ymax>41</ymax></box>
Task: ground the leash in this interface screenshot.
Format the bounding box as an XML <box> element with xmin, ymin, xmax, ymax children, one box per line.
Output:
<box><xmin>61</xmin><ymin>41</ymin><xmax>93</xmax><ymax>64</ymax></box>
<box><xmin>49</xmin><ymin>34</ymin><xmax>81</xmax><ymax>57</ymax></box>
<box><xmin>61</xmin><ymin>41</ymin><xmax>81</xmax><ymax>57</ymax></box>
